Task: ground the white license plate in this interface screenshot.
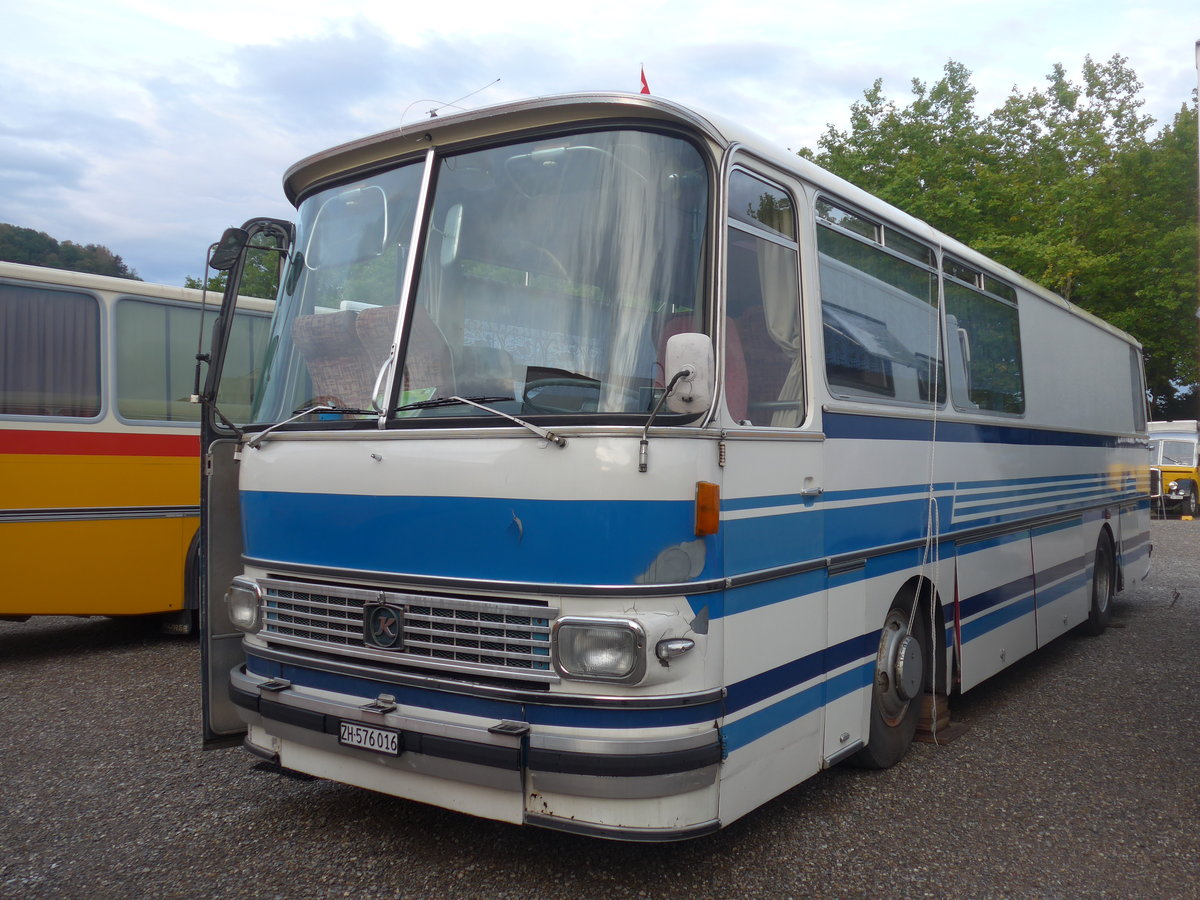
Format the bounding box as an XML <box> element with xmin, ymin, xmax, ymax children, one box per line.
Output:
<box><xmin>338</xmin><ymin>721</ymin><xmax>401</xmax><ymax>756</ymax></box>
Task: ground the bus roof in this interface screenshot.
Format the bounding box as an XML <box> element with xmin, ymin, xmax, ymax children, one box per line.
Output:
<box><xmin>281</xmin><ymin>91</ymin><xmax>1140</xmax><ymax>349</ymax></box>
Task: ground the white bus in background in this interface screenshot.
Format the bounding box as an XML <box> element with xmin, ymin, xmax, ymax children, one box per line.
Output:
<box><xmin>199</xmin><ymin>93</ymin><xmax>1152</xmax><ymax>840</ymax></box>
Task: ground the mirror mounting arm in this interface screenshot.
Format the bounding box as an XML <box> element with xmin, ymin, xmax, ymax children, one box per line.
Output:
<box><xmin>639</xmin><ymin>367</ymin><xmax>692</xmax><ymax>473</ymax></box>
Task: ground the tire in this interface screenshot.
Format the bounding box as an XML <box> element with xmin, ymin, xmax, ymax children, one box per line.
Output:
<box><xmin>161</xmin><ymin>529</ymin><xmax>201</xmax><ymax>637</ymax></box>
<box><xmin>1182</xmin><ymin>488</ymin><xmax>1197</xmax><ymax>518</ymax></box>
<box><xmin>851</xmin><ymin>588</ymin><xmax>930</xmax><ymax>769</ymax></box>
<box><xmin>1079</xmin><ymin>530</ymin><xmax>1115</xmax><ymax>636</ymax></box>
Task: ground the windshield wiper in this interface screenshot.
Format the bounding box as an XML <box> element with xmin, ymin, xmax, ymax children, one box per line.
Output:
<box><xmin>246</xmin><ymin>403</ymin><xmax>370</xmax><ymax>450</ymax></box>
<box><xmin>403</xmin><ymin>395</ymin><xmax>567</xmax><ymax>448</ymax></box>
<box><xmin>395</xmin><ymin>395</ymin><xmax>512</xmax><ymax>412</ymax></box>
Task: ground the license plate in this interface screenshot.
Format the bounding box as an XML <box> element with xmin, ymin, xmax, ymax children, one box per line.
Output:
<box><xmin>338</xmin><ymin>721</ymin><xmax>401</xmax><ymax>756</ymax></box>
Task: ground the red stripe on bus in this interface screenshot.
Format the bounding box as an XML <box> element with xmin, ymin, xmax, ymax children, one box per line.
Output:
<box><xmin>0</xmin><ymin>430</ymin><xmax>200</xmax><ymax>457</ymax></box>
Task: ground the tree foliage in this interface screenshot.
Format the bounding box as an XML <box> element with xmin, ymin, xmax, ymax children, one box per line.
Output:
<box><xmin>184</xmin><ymin>240</ymin><xmax>283</xmax><ymax>300</ymax></box>
<box><xmin>802</xmin><ymin>56</ymin><xmax>1199</xmax><ymax>415</ymax></box>
<box><xmin>0</xmin><ymin>223</ymin><xmax>142</xmax><ymax>280</ymax></box>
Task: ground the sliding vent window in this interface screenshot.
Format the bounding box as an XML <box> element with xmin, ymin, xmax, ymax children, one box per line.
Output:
<box><xmin>943</xmin><ymin>261</ymin><xmax>1024</xmax><ymax>414</ymax></box>
<box><xmin>726</xmin><ymin>170</ymin><xmax>802</xmax><ymax>426</ymax></box>
<box><xmin>816</xmin><ymin>202</ymin><xmax>942</xmax><ymax>406</ymax></box>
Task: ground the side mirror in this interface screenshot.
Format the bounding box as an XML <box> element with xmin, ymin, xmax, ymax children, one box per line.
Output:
<box><xmin>209</xmin><ymin>227</ymin><xmax>249</xmax><ymax>271</ymax></box>
<box><xmin>664</xmin><ymin>332</ymin><xmax>714</xmax><ymax>414</ymax></box>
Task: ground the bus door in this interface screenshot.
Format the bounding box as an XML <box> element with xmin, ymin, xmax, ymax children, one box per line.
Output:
<box><xmin>716</xmin><ymin>164</ymin><xmax>830</xmax><ymax>811</ymax></box>
<box><xmin>199</xmin><ymin>220</ymin><xmax>289</xmax><ymax>748</ymax></box>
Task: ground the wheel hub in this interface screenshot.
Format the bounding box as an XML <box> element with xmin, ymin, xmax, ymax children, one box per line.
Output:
<box><xmin>876</xmin><ymin>609</ymin><xmax>924</xmax><ymax>722</ymax></box>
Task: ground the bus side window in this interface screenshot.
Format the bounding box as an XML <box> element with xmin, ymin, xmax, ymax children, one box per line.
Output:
<box><xmin>0</xmin><ymin>282</ymin><xmax>101</xmax><ymax>418</ymax></box>
<box><xmin>943</xmin><ymin>273</ymin><xmax>1024</xmax><ymax>415</ymax></box>
<box><xmin>726</xmin><ymin>170</ymin><xmax>803</xmax><ymax>427</ymax></box>
<box><xmin>816</xmin><ymin>206</ymin><xmax>942</xmax><ymax>407</ymax></box>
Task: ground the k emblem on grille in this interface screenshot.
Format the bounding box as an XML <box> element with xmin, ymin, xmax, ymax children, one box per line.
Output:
<box><xmin>363</xmin><ymin>601</ymin><xmax>404</xmax><ymax>649</ymax></box>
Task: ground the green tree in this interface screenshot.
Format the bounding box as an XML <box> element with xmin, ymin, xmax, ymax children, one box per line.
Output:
<box><xmin>185</xmin><ymin>237</ymin><xmax>283</xmax><ymax>300</ymax></box>
<box><xmin>0</xmin><ymin>223</ymin><xmax>141</xmax><ymax>279</ymax></box>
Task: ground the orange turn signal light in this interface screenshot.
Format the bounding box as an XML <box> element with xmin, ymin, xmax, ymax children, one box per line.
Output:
<box><xmin>695</xmin><ymin>481</ymin><xmax>720</xmax><ymax>536</ymax></box>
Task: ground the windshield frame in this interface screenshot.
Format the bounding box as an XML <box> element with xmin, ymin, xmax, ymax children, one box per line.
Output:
<box><xmin>249</xmin><ymin>121</ymin><xmax>716</xmax><ymax>434</ymax></box>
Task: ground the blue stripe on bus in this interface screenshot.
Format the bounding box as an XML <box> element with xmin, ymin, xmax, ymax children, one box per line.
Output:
<box><xmin>723</xmin><ymin>632</ymin><xmax>877</xmax><ymax>717</ymax></box>
<box><xmin>959</xmin><ymin>572</ymin><xmax>1036</xmax><ymax>621</ymax></box>
<box><xmin>1036</xmin><ymin>555</ymin><xmax>1087</xmax><ymax>588</ymax></box>
<box><xmin>823</xmin><ymin>411</ymin><xmax>1124</xmax><ymax>448</ymax></box>
<box><xmin>240</xmin><ymin>490</ymin><xmax>718</xmax><ymax>585</ymax></box>
<box><xmin>959</xmin><ymin>486</ymin><xmax>1117</xmax><ymax>517</ymax></box>
<box><xmin>1035</xmin><ymin>570</ymin><xmax>1090</xmax><ymax>606</ymax></box>
<box><xmin>721</xmin><ymin>661</ymin><xmax>874</xmax><ymax>754</ymax></box>
<box><xmin>960</xmin><ymin>592</ymin><xmax>1036</xmax><ymax>644</ymax></box>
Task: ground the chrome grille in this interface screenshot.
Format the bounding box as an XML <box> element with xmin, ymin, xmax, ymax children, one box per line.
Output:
<box><xmin>258</xmin><ymin>577</ymin><xmax>556</xmax><ymax>681</ymax></box>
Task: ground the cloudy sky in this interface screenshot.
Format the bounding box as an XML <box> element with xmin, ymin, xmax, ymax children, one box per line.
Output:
<box><xmin>2</xmin><ymin>0</ymin><xmax>1197</xmax><ymax>286</ymax></box>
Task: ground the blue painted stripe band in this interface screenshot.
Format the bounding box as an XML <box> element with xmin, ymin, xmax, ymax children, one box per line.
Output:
<box><xmin>824</xmin><ymin>411</ymin><xmax>1125</xmax><ymax>448</ymax></box>
<box><xmin>960</xmin><ymin>593</ymin><xmax>1036</xmax><ymax>643</ymax></box>
<box><xmin>721</xmin><ymin>661</ymin><xmax>873</xmax><ymax>754</ymax></box>
<box><xmin>1035</xmin><ymin>570</ymin><xmax>1089</xmax><ymax>606</ymax></box>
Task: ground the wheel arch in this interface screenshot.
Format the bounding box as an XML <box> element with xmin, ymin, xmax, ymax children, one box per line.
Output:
<box><xmin>894</xmin><ymin>574</ymin><xmax>952</xmax><ymax>696</ymax></box>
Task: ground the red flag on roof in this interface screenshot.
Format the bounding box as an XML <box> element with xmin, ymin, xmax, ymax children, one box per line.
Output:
<box><xmin>640</xmin><ymin>66</ymin><xmax>650</xmax><ymax>95</ymax></box>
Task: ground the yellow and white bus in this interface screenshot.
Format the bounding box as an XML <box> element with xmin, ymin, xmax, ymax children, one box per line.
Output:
<box><xmin>0</xmin><ymin>261</ymin><xmax>271</xmax><ymax>631</ymax></box>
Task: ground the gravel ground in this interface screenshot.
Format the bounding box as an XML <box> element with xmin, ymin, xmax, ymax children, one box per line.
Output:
<box><xmin>1</xmin><ymin>520</ymin><xmax>1197</xmax><ymax>899</ymax></box>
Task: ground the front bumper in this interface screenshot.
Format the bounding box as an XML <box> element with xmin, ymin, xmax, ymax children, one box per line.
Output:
<box><xmin>229</xmin><ymin>664</ymin><xmax>723</xmax><ymax>840</ymax></box>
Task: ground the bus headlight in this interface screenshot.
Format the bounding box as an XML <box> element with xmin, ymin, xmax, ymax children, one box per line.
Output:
<box><xmin>225</xmin><ymin>577</ymin><xmax>262</xmax><ymax>632</ymax></box>
<box><xmin>553</xmin><ymin>617</ymin><xmax>646</xmax><ymax>683</ymax></box>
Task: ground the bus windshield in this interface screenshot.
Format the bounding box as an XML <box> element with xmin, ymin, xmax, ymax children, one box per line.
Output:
<box><xmin>252</xmin><ymin>129</ymin><xmax>709</xmax><ymax>425</ymax></box>
<box><xmin>1151</xmin><ymin>438</ymin><xmax>1196</xmax><ymax>466</ymax></box>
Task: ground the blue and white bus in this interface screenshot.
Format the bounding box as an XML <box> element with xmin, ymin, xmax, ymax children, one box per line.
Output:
<box><xmin>200</xmin><ymin>93</ymin><xmax>1152</xmax><ymax>841</ymax></box>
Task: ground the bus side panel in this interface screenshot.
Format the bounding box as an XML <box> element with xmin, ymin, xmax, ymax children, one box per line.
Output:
<box><xmin>956</xmin><ymin>530</ymin><xmax>1037</xmax><ymax>692</ymax></box>
<box><xmin>0</xmin><ymin>517</ymin><xmax>193</xmax><ymax>616</ymax></box>
<box><xmin>1031</xmin><ymin>517</ymin><xmax>1089</xmax><ymax>647</ymax></box>
<box><xmin>201</xmin><ymin>438</ymin><xmax>248</xmax><ymax>747</ymax></box>
<box><xmin>716</xmin><ymin>436</ymin><xmax>828</xmax><ymax>826</ymax></box>
<box><xmin>716</xmin><ymin>586</ymin><xmax>828</xmax><ymax>827</ymax></box>
<box><xmin>822</xmin><ymin>565</ymin><xmax>869</xmax><ymax>765</ymax></box>
<box><xmin>1119</xmin><ymin>501</ymin><xmax>1152</xmax><ymax>584</ymax></box>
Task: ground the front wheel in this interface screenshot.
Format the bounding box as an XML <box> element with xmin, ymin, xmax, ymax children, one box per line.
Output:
<box><xmin>852</xmin><ymin>590</ymin><xmax>930</xmax><ymax>769</ymax></box>
<box><xmin>1181</xmin><ymin>488</ymin><xmax>1197</xmax><ymax>518</ymax></box>
<box><xmin>1079</xmin><ymin>531</ymin><xmax>1115</xmax><ymax>636</ymax></box>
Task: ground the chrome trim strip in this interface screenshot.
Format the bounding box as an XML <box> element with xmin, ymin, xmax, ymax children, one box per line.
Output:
<box><xmin>0</xmin><ymin>505</ymin><xmax>199</xmax><ymax>523</ymax></box>
<box><xmin>525</xmin><ymin>813</ymin><xmax>722</xmax><ymax>842</ymax></box>
<box><xmin>822</xmin><ymin>739</ymin><xmax>865</xmax><ymax>769</ymax></box>
<box><xmin>529</xmin><ymin>765</ymin><xmax>718</xmax><ymax>800</ymax></box>
<box><xmin>529</xmin><ymin>730</ymin><xmax>718</xmax><ymax>755</ymax></box>
<box><xmin>245</xmin><ymin>555</ymin><xmax>730</xmax><ymax>597</ymax></box>
<box><xmin>248</xmin><ymin>644</ymin><xmax>726</xmax><ymax>709</ymax></box>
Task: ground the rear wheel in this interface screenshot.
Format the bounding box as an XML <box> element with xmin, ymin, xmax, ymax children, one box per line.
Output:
<box><xmin>852</xmin><ymin>588</ymin><xmax>930</xmax><ymax>769</ymax></box>
<box><xmin>1079</xmin><ymin>531</ymin><xmax>1114</xmax><ymax>636</ymax></box>
<box><xmin>161</xmin><ymin>530</ymin><xmax>201</xmax><ymax>637</ymax></box>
